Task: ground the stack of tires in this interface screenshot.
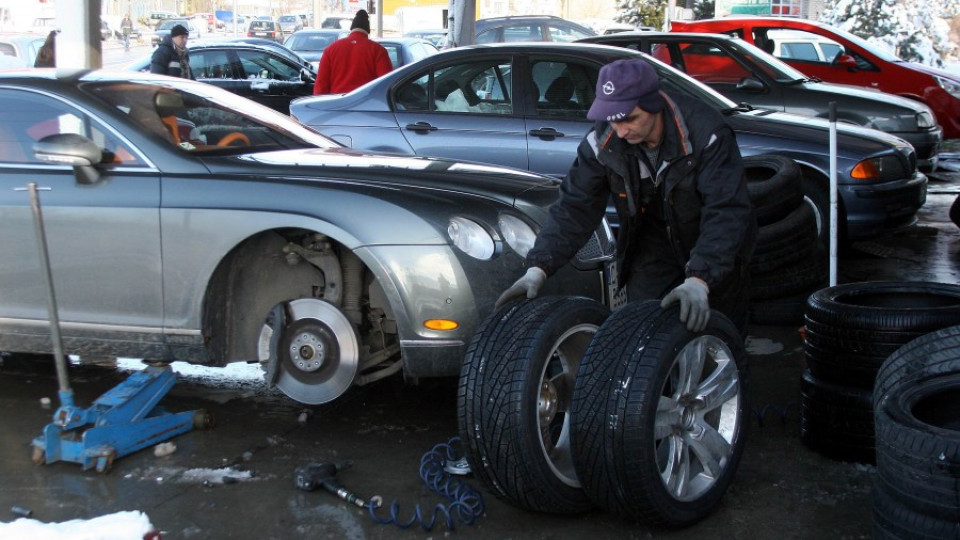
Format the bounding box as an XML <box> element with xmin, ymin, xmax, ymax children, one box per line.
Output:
<box><xmin>744</xmin><ymin>155</ymin><xmax>826</xmax><ymax>326</ymax></box>
<box><xmin>800</xmin><ymin>282</ymin><xmax>960</xmax><ymax>464</ymax></box>
<box><xmin>872</xmin><ymin>325</ymin><xmax>960</xmax><ymax>539</ymax></box>
<box><xmin>458</xmin><ymin>296</ymin><xmax>750</xmax><ymax>526</ymax></box>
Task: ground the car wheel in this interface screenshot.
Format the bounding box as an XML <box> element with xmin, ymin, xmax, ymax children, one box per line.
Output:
<box><xmin>571</xmin><ymin>300</ymin><xmax>749</xmax><ymax>526</ymax></box>
<box><xmin>801</xmin><ymin>174</ymin><xmax>839</xmax><ymax>249</ymax></box>
<box><xmin>458</xmin><ymin>296</ymin><xmax>609</xmax><ymax>514</ymax></box>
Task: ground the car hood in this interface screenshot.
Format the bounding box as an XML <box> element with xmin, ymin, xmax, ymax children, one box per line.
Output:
<box><xmin>201</xmin><ymin>146</ymin><xmax>559</xmax><ymax>206</ymax></box>
<box><xmin>799</xmin><ymin>80</ymin><xmax>932</xmax><ymax>115</ymax></box>
<box><xmin>905</xmin><ymin>61</ymin><xmax>960</xmax><ymax>83</ymax></box>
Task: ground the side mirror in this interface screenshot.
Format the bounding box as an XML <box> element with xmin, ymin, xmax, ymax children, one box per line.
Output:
<box><xmin>835</xmin><ymin>54</ymin><xmax>858</xmax><ymax>70</ymax></box>
<box><xmin>33</xmin><ymin>133</ymin><xmax>103</xmax><ymax>186</ymax></box>
<box><xmin>736</xmin><ymin>77</ymin><xmax>765</xmax><ymax>92</ymax></box>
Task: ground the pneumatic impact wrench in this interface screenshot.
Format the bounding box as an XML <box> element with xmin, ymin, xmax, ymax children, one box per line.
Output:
<box><xmin>294</xmin><ymin>461</ymin><xmax>382</xmax><ymax>509</ymax></box>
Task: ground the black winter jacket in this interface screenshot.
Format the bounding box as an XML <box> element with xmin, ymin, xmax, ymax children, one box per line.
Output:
<box><xmin>149</xmin><ymin>36</ymin><xmax>191</xmax><ymax>79</ymax></box>
<box><xmin>526</xmin><ymin>90</ymin><xmax>756</xmax><ymax>292</ymax></box>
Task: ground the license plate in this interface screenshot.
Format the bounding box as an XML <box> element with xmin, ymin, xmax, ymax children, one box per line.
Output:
<box><xmin>604</xmin><ymin>260</ymin><xmax>628</xmax><ymax>311</ymax></box>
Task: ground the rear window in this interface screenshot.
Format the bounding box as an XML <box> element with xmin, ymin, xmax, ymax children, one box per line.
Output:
<box><xmin>250</xmin><ymin>21</ymin><xmax>275</xmax><ymax>30</ymax></box>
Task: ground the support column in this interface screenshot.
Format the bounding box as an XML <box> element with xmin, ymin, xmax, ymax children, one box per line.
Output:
<box><xmin>58</xmin><ymin>0</ymin><xmax>102</xmax><ymax>69</ymax></box>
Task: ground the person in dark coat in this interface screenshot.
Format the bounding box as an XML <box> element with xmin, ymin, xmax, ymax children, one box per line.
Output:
<box><xmin>497</xmin><ymin>58</ymin><xmax>757</xmax><ymax>336</ymax></box>
<box><xmin>312</xmin><ymin>10</ymin><xmax>392</xmax><ymax>94</ymax></box>
<box><xmin>150</xmin><ymin>24</ymin><xmax>192</xmax><ymax>79</ymax></box>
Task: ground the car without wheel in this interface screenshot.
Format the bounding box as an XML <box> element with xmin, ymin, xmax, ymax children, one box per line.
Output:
<box><xmin>289</xmin><ymin>42</ymin><xmax>927</xmax><ymax>245</ymax></box>
<box><xmin>578</xmin><ymin>31</ymin><xmax>942</xmax><ymax>170</ymax></box>
<box><xmin>0</xmin><ymin>69</ymin><xmax>610</xmax><ymax>406</ymax></box>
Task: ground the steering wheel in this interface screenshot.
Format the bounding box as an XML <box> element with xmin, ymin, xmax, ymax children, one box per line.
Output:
<box><xmin>217</xmin><ymin>132</ymin><xmax>251</xmax><ymax>147</ymax></box>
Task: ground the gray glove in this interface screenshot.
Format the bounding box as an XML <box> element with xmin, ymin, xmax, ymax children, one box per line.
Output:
<box><xmin>495</xmin><ymin>267</ymin><xmax>547</xmax><ymax>308</ymax></box>
<box><xmin>661</xmin><ymin>277</ymin><xmax>710</xmax><ymax>333</ymax></box>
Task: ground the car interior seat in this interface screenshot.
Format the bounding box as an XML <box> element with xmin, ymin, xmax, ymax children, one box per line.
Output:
<box><xmin>397</xmin><ymin>84</ymin><xmax>427</xmax><ymax>111</ymax></box>
<box><xmin>543</xmin><ymin>76</ymin><xmax>577</xmax><ymax>111</ymax></box>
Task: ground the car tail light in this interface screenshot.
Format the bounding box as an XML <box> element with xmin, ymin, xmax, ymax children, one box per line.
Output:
<box><xmin>247</xmin><ymin>31</ymin><xmax>253</xmax><ymax>37</ymax></box>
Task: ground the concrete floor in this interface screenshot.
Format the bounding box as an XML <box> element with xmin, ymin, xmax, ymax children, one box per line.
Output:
<box><xmin>0</xmin><ymin>184</ymin><xmax>957</xmax><ymax>540</ymax></box>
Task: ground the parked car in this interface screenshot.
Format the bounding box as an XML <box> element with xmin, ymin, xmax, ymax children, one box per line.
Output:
<box><xmin>579</xmin><ymin>31</ymin><xmax>941</xmax><ymax>170</ymax></box>
<box><xmin>190</xmin><ymin>12</ymin><xmax>217</xmax><ymax>33</ymax></box>
<box><xmin>375</xmin><ymin>36</ymin><xmax>439</xmax><ymax>69</ymax></box>
<box><xmin>290</xmin><ymin>42</ymin><xmax>927</xmax><ymax>243</ymax></box>
<box><xmin>0</xmin><ymin>69</ymin><xmax>608</xmax><ymax>406</ymax></box>
<box><xmin>670</xmin><ymin>17</ymin><xmax>960</xmax><ymax>140</ymax></box>
<box><xmin>151</xmin><ymin>19</ymin><xmax>201</xmax><ymax>47</ymax></box>
<box><xmin>284</xmin><ymin>28</ymin><xmax>347</xmax><ymax>68</ymax></box>
<box><xmin>454</xmin><ymin>15</ymin><xmax>596</xmax><ymax>46</ymax></box>
<box><xmin>321</xmin><ymin>16</ymin><xmax>353</xmax><ymax>29</ymax></box>
<box><xmin>277</xmin><ymin>14</ymin><xmax>304</xmax><ymax>36</ymax></box>
<box><xmin>247</xmin><ymin>19</ymin><xmax>282</xmax><ymax>43</ymax></box>
<box><xmin>0</xmin><ymin>32</ymin><xmax>45</xmax><ymax>68</ymax></box>
<box><xmin>126</xmin><ymin>41</ymin><xmax>315</xmax><ymax>113</ymax></box>
<box><xmin>403</xmin><ymin>29</ymin><xmax>448</xmax><ymax>48</ymax></box>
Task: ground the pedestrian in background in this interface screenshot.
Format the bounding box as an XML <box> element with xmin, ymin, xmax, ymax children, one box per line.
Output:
<box><xmin>497</xmin><ymin>58</ymin><xmax>757</xmax><ymax>337</ymax></box>
<box><xmin>312</xmin><ymin>10</ymin><xmax>392</xmax><ymax>95</ymax></box>
<box><xmin>34</xmin><ymin>30</ymin><xmax>57</xmax><ymax>68</ymax></box>
<box><xmin>150</xmin><ymin>24</ymin><xmax>192</xmax><ymax>79</ymax></box>
<box><xmin>121</xmin><ymin>13</ymin><xmax>134</xmax><ymax>51</ymax></box>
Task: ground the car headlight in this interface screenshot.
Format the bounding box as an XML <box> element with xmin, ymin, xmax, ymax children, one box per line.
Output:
<box><xmin>498</xmin><ymin>214</ymin><xmax>536</xmax><ymax>257</ymax></box>
<box><xmin>936</xmin><ymin>75</ymin><xmax>960</xmax><ymax>100</ymax></box>
<box><xmin>916</xmin><ymin>110</ymin><xmax>936</xmax><ymax>129</ymax></box>
<box><xmin>850</xmin><ymin>155</ymin><xmax>907</xmax><ymax>181</ymax></box>
<box><xmin>448</xmin><ymin>216</ymin><xmax>496</xmax><ymax>260</ymax></box>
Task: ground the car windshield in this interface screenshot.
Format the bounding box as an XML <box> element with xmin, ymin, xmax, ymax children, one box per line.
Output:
<box><xmin>813</xmin><ymin>24</ymin><xmax>901</xmax><ymax>62</ymax></box>
<box><xmin>727</xmin><ymin>38</ymin><xmax>810</xmax><ymax>82</ymax></box>
<box><xmin>644</xmin><ymin>53</ymin><xmax>739</xmax><ymax>110</ymax></box>
<box><xmin>80</xmin><ymin>79</ymin><xmax>339</xmax><ymax>154</ymax></box>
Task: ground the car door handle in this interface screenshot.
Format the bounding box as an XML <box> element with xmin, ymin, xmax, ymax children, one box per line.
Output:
<box><xmin>405</xmin><ymin>122</ymin><xmax>438</xmax><ymax>132</ymax></box>
<box><xmin>529</xmin><ymin>127</ymin><xmax>565</xmax><ymax>139</ymax></box>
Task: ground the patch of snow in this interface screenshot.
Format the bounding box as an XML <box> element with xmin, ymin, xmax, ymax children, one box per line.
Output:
<box><xmin>745</xmin><ymin>337</ymin><xmax>785</xmax><ymax>355</ymax></box>
<box><xmin>0</xmin><ymin>510</ymin><xmax>155</xmax><ymax>540</ymax></box>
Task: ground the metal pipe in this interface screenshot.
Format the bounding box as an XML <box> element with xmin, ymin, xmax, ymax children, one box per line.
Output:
<box><xmin>23</xmin><ymin>183</ymin><xmax>72</xmax><ymax>402</ymax></box>
<box><xmin>828</xmin><ymin>102</ymin><xmax>838</xmax><ymax>286</ymax></box>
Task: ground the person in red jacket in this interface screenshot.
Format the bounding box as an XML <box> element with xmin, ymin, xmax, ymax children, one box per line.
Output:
<box><xmin>313</xmin><ymin>10</ymin><xmax>393</xmax><ymax>95</ymax></box>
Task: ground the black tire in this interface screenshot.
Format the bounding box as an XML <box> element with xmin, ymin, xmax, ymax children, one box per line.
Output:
<box><xmin>571</xmin><ymin>300</ymin><xmax>749</xmax><ymax>526</ymax></box>
<box><xmin>458</xmin><ymin>295</ymin><xmax>609</xmax><ymax>514</ymax></box>
<box><xmin>805</xmin><ymin>282</ymin><xmax>960</xmax><ymax>388</ymax></box>
<box><xmin>871</xmin><ymin>480</ymin><xmax>960</xmax><ymax>540</ymax></box>
<box><xmin>801</xmin><ymin>174</ymin><xmax>841</xmax><ymax>249</ymax></box>
<box><xmin>749</xmin><ymin>289</ymin><xmax>820</xmax><ymax>326</ymax></box>
<box><xmin>949</xmin><ymin>194</ymin><xmax>959</xmax><ymax>228</ymax></box>
<box><xmin>750</xmin><ymin>204</ymin><xmax>819</xmax><ymax>274</ymax></box>
<box><xmin>750</xmin><ymin>245</ymin><xmax>827</xmax><ymax>300</ymax></box>
<box><xmin>874</xmin><ymin>331</ymin><xmax>960</xmax><ymax>522</ymax></box>
<box><xmin>743</xmin><ymin>154</ymin><xmax>802</xmax><ymax>225</ymax></box>
<box><xmin>799</xmin><ymin>369</ymin><xmax>875</xmax><ymax>464</ymax></box>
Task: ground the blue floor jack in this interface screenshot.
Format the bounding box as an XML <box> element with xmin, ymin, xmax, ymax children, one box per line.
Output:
<box><xmin>20</xmin><ymin>181</ymin><xmax>211</xmax><ymax>473</ymax></box>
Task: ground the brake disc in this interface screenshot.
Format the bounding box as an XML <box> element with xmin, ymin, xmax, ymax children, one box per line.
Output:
<box><xmin>258</xmin><ymin>298</ymin><xmax>359</xmax><ymax>405</ymax></box>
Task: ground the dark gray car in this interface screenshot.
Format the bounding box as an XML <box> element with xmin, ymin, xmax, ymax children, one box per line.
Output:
<box><xmin>0</xmin><ymin>69</ymin><xmax>609</xmax><ymax>406</ymax></box>
<box><xmin>579</xmin><ymin>32</ymin><xmax>941</xmax><ymax>170</ymax></box>
<box><xmin>289</xmin><ymin>42</ymin><xmax>927</xmax><ymax>242</ymax></box>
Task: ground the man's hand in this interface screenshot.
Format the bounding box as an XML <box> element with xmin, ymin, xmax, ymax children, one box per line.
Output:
<box><xmin>495</xmin><ymin>267</ymin><xmax>547</xmax><ymax>308</ymax></box>
<box><xmin>661</xmin><ymin>277</ymin><xmax>710</xmax><ymax>333</ymax></box>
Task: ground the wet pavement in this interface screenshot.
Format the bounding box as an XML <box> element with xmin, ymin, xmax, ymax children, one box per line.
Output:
<box><xmin>0</xmin><ymin>180</ymin><xmax>957</xmax><ymax>540</ymax></box>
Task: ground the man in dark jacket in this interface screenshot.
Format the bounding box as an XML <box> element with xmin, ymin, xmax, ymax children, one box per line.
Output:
<box><xmin>150</xmin><ymin>24</ymin><xmax>192</xmax><ymax>79</ymax></box>
<box><xmin>497</xmin><ymin>58</ymin><xmax>756</xmax><ymax>335</ymax></box>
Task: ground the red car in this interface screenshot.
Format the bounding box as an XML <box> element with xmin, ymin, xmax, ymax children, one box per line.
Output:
<box><xmin>671</xmin><ymin>17</ymin><xmax>960</xmax><ymax>139</ymax></box>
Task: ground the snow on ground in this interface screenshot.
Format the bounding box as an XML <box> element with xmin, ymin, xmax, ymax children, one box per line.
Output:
<box><xmin>0</xmin><ymin>511</ymin><xmax>156</xmax><ymax>540</ymax></box>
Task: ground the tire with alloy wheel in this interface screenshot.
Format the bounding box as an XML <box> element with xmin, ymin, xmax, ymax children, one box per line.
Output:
<box><xmin>458</xmin><ymin>296</ymin><xmax>610</xmax><ymax>514</ymax></box>
<box><xmin>571</xmin><ymin>300</ymin><xmax>749</xmax><ymax>525</ymax></box>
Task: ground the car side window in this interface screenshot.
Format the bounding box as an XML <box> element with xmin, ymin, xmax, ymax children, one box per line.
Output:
<box><xmin>192</xmin><ymin>50</ymin><xmax>235</xmax><ymax>79</ymax></box>
<box><xmin>0</xmin><ymin>88</ymin><xmax>145</xmax><ymax>166</ymax></box>
<box><xmin>530</xmin><ymin>59</ymin><xmax>596</xmax><ymax>119</ymax></box>
<box><xmin>546</xmin><ymin>23</ymin><xmax>592</xmax><ymax>43</ymax></box>
<box><xmin>779</xmin><ymin>42</ymin><xmax>819</xmax><ymax>61</ymax></box>
<box><xmin>394</xmin><ymin>58</ymin><xmax>514</xmax><ymax>115</ymax></box>
<box><xmin>382</xmin><ymin>44</ymin><xmax>401</xmax><ymax>68</ymax></box>
<box><xmin>503</xmin><ymin>24</ymin><xmax>542</xmax><ymax>42</ymax></box>
<box><xmin>675</xmin><ymin>41</ymin><xmax>751</xmax><ymax>84</ymax></box>
<box><xmin>236</xmin><ymin>50</ymin><xmax>300</xmax><ymax>81</ymax></box>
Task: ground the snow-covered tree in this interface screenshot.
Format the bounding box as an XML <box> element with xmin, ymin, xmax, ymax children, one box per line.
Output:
<box><xmin>693</xmin><ymin>0</ymin><xmax>715</xmax><ymax>19</ymax></box>
<box><xmin>821</xmin><ymin>0</ymin><xmax>959</xmax><ymax>66</ymax></box>
<box><xmin>615</xmin><ymin>0</ymin><xmax>668</xmax><ymax>30</ymax></box>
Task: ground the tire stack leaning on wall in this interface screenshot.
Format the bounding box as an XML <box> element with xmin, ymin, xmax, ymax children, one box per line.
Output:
<box><xmin>872</xmin><ymin>324</ymin><xmax>960</xmax><ymax>539</ymax></box>
<box><xmin>744</xmin><ymin>155</ymin><xmax>826</xmax><ymax>326</ymax></box>
<box><xmin>800</xmin><ymin>282</ymin><xmax>960</xmax><ymax>464</ymax></box>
